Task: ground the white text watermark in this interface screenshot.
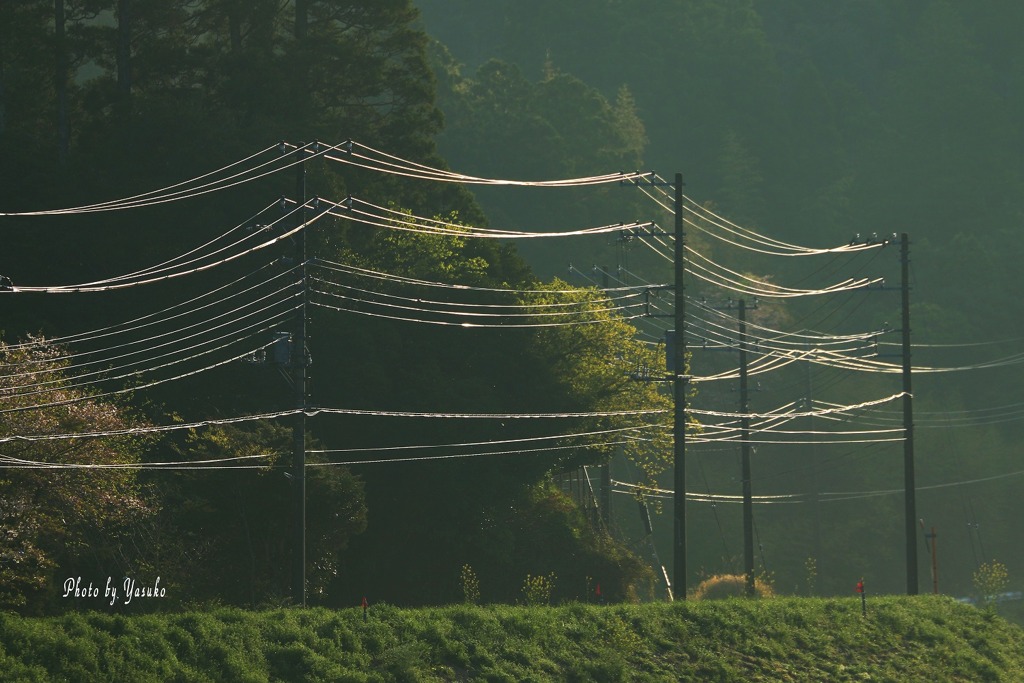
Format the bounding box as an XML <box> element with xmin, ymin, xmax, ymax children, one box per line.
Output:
<box><xmin>62</xmin><ymin>576</ymin><xmax>166</xmax><ymax>606</ymax></box>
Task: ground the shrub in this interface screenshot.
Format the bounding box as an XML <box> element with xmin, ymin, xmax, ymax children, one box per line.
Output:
<box><xmin>973</xmin><ymin>560</ymin><xmax>1010</xmax><ymax>610</ymax></box>
<box><xmin>521</xmin><ymin>573</ymin><xmax>557</xmax><ymax>606</ymax></box>
<box><xmin>805</xmin><ymin>557</ymin><xmax>817</xmax><ymax>596</ymax></box>
<box><xmin>691</xmin><ymin>574</ymin><xmax>774</xmax><ymax>600</ymax></box>
<box><xmin>461</xmin><ymin>564</ymin><xmax>481</xmax><ymax>605</ymax></box>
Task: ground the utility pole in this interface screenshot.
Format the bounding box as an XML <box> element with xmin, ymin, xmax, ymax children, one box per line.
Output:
<box><xmin>806</xmin><ymin>341</ymin><xmax>822</xmax><ymax>593</ymax></box>
<box><xmin>672</xmin><ymin>172</ymin><xmax>688</xmax><ymax>599</ymax></box>
<box><xmin>600</xmin><ymin>266</ymin><xmax>612</xmax><ymax>528</ymax></box>
<box><xmin>738</xmin><ymin>299</ymin><xmax>754</xmax><ymax>597</ymax></box>
<box><xmin>620</xmin><ymin>171</ymin><xmax>685</xmax><ymax>597</ymax></box>
<box><xmin>901</xmin><ymin>232</ymin><xmax>917</xmax><ymax>595</ymax></box>
<box><xmin>292</xmin><ymin>146</ymin><xmax>309</xmax><ymax>607</ymax></box>
<box><xmin>922</xmin><ymin>522</ymin><xmax>938</xmax><ymax>594</ymax></box>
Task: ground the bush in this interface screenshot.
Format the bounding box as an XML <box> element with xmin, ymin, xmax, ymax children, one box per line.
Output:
<box><xmin>973</xmin><ymin>560</ymin><xmax>1010</xmax><ymax>610</ymax></box>
<box><xmin>691</xmin><ymin>574</ymin><xmax>774</xmax><ymax>600</ymax></box>
<box><xmin>521</xmin><ymin>573</ymin><xmax>557</xmax><ymax>606</ymax></box>
<box><xmin>460</xmin><ymin>564</ymin><xmax>481</xmax><ymax>605</ymax></box>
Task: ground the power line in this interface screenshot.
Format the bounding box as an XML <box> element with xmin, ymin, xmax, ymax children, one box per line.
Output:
<box><xmin>1</xmin><ymin>284</ymin><xmax>299</xmax><ymax>387</ymax></box>
<box><xmin>310</xmin><ymin>297</ymin><xmax>651</xmax><ymax>329</ymax></box>
<box><xmin>0</xmin><ymin>338</ymin><xmax>287</xmax><ymax>415</ymax></box>
<box><xmin>312</xmin><ymin>259</ymin><xmax>664</xmax><ymax>295</ymax></box>
<box><xmin>0</xmin><ymin>261</ymin><xmax>296</xmax><ymax>354</ymax></box>
<box><xmin>4</xmin><ymin>203</ymin><xmax>320</xmax><ymax>293</ymax></box>
<box><xmin>326</xmin><ymin>141</ymin><xmax>654</xmax><ymax>187</ymax></box>
<box><xmin>327</xmin><ymin>196</ymin><xmax>656</xmax><ymax>239</ymax></box>
<box><xmin>0</xmin><ymin>143</ymin><xmax>286</xmax><ymax>216</ymax></box>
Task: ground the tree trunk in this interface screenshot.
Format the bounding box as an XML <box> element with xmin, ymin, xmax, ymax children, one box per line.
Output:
<box><xmin>54</xmin><ymin>0</ymin><xmax>69</xmax><ymax>165</ymax></box>
<box><xmin>229</xmin><ymin>4</ymin><xmax>242</xmax><ymax>52</ymax></box>
<box><xmin>117</xmin><ymin>0</ymin><xmax>131</xmax><ymax>97</ymax></box>
<box><xmin>295</xmin><ymin>0</ymin><xmax>307</xmax><ymax>41</ymax></box>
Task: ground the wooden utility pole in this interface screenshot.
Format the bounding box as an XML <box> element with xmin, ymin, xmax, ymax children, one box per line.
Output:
<box><xmin>738</xmin><ymin>299</ymin><xmax>754</xmax><ymax>597</ymax></box>
<box><xmin>292</xmin><ymin>147</ymin><xmax>308</xmax><ymax>607</ymax></box>
<box><xmin>600</xmin><ymin>266</ymin><xmax>612</xmax><ymax>528</ymax></box>
<box><xmin>806</xmin><ymin>341</ymin><xmax>821</xmax><ymax>591</ymax></box>
<box><xmin>901</xmin><ymin>232</ymin><xmax>917</xmax><ymax>595</ymax></box>
<box><xmin>672</xmin><ymin>172</ymin><xmax>688</xmax><ymax>599</ymax></box>
<box><xmin>924</xmin><ymin>524</ymin><xmax>938</xmax><ymax>594</ymax></box>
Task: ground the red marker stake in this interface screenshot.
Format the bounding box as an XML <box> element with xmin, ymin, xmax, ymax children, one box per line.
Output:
<box><xmin>855</xmin><ymin>580</ymin><xmax>866</xmax><ymax>616</ymax></box>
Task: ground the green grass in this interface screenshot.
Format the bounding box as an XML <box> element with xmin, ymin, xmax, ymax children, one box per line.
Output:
<box><xmin>1</xmin><ymin>596</ymin><xmax>1022</xmax><ymax>681</ymax></box>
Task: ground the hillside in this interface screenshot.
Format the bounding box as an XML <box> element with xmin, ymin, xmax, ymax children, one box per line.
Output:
<box><xmin>413</xmin><ymin>0</ymin><xmax>1024</xmax><ymax>602</ymax></box>
<box><xmin>1</xmin><ymin>596</ymin><xmax>1022</xmax><ymax>681</ymax></box>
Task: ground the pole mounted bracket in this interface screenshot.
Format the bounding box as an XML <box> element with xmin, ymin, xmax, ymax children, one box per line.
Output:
<box><xmin>619</xmin><ymin>173</ymin><xmax>678</xmax><ymax>188</ymax></box>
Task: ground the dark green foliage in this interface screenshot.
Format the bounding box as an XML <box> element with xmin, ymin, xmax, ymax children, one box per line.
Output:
<box><xmin>141</xmin><ymin>422</ymin><xmax>368</xmax><ymax>607</ymax></box>
<box><xmin>314</xmin><ymin>227</ymin><xmax>667</xmax><ymax>606</ymax></box>
<box><xmin>1</xmin><ymin>0</ymin><xmax>468</xmax><ymax>298</ymax></box>
<box><xmin>429</xmin><ymin>50</ymin><xmax>655</xmax><ymax>279</ymax></box>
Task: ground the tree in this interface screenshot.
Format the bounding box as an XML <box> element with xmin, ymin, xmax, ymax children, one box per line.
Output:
<box><xmin>518</xmin><ymin>279</ymin><xmax>672</xmax><ymax>479</ymax></box>
<box><xmin>715</xmin><ymin>130</ymin><xmax>767</xmax><ymax>234</ymax></box>
<box><xmin>0</xmin><ymin>0</ymin><xmax>465</xmax><ymax>306</ymax></box>
<box><xmin>0</xmin><ymin>338</ymin><xmax>156</xmax><ymax>612</ymax></box>
<box><xmin>430</xmin><ymin>54</ymin><xmax>656</xmax><ymax>279</ymax></box>
<box><xmin>2</xmin><ymin>1</ymin><xmax>492</xmax><ymax>611</ymax></box>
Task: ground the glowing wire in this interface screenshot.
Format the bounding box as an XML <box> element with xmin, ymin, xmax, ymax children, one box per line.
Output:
<box><xmin>6</xmin><ymin>204</ymin><xmax>319</xmax><ymax>293</ymax></box>
<box><xmin>0</xmin><ymin>144</ymin><xmax>284</xmax><ymax>216</ymax></box>
<box><xmin>0</xmin><ymin>337</ymin><xmax>289</xmax><ymax>415</ymax></box>
<box><xmin>0</xmin><ymin>261</ymin><xmax>295</xmax><ymax>354</ymax></box>
<box><xmin>311</xmin><ymin>298</ymin><xmax>650</xmax><ymax>329</ymax></box>
<box><xmin>2</xmin><ymin>284</ymin><xmax>299</xmax><ymax>384</ymax></box>
<box><xmin>326</xmin><ymin>141</ymin><xmax>653</xmax><ymax>187</ymax></box>
<box><xmin>2</xmin><ymin>302</ymin><xmax>298</xmax><ymax>400</ymax></box>
<box><xmin>310</xmin><ymin>286</ymin><xmax>645</xmax><ymax>321</ymax></box>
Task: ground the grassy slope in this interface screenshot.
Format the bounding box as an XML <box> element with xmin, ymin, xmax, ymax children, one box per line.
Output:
<box><xmin>1</xmin><ymin>596</ymin><xmax>1022</xmax><ymax>682</ymax></box>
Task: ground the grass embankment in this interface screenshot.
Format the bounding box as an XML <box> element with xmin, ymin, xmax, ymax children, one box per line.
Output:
<box><xmin>1</xmin><ymin>596</ymin><xmax>1022</xmax><ymax>681</ymax></box>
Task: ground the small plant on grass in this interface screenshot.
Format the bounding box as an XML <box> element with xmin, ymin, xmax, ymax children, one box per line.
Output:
<box><xmin>805</xmin><ymin>557</ymin><xmax>818</xmax><ymax>596</ymax></box>
<box><xmin>521</xmin><ymin>572</ymin><xmax>556</xmax><ymax>606</ymax></box>
<box><xmin>973</xmin><ymin>560</ymin><xmax>1009</xmax><ymax>610</ymax></box>
<box><xmin>460</xmin><ymin>564</ymin><xmax>480</xmax><ymax>604</ymax></box>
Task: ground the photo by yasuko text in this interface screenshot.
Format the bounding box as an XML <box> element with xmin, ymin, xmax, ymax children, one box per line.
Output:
<box><xmin>62</xmin><ymin>576</ymin><xmax>166</xmax><ymax>606</ymax></box>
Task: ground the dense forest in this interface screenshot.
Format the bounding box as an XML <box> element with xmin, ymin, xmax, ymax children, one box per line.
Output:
<box><xmin>1</xmin><ymin>0</ymin><xmax>1022</xmax><ymax>613</ymax></box>
<box><xmin>415</xmin><ymin>0</ymin><xmax>1024</xmax><ymax>600</ymax></box>
<box><xmin>0</xmin><ymin>0</ymin><xmax>669</xmax><ymax>612</ymax></box>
